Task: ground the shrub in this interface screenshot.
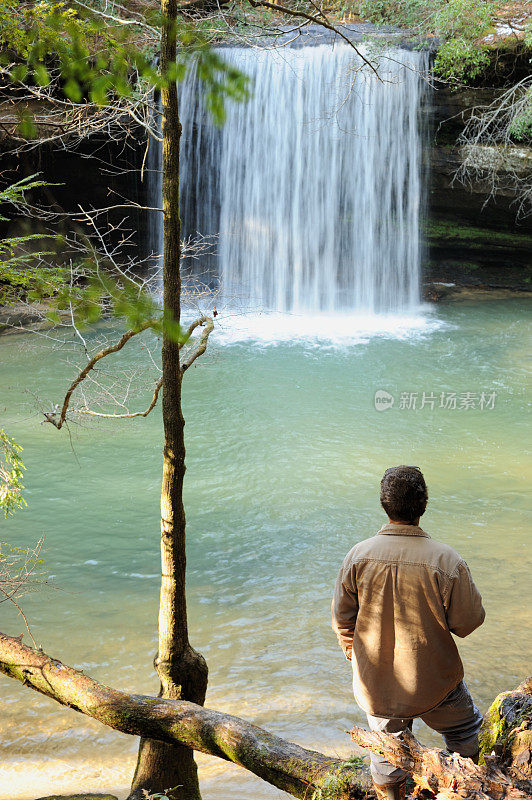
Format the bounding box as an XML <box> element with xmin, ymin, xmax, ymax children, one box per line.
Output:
<box><xmin>434</xmin><ymin>37</ymin><xmax>490</xmax><ymax>82</ymax></box>
<box><xmin>434</xmin><ymin>0</ymin><xmax>494</xmax><ymax>40</ymax></box>
<box><xmin>355</xmin><ymin>0</ymin><xmax>440</xmax><ymax>27</ymax></box>
<box><xmin>508</xmin><ymin>86</ymin><xmax>532</xmax><ymax>142</ymax></box>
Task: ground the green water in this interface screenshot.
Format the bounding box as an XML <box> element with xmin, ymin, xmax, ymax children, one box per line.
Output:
<box><xmin>0</xmin><ymin>300</ymin><xmax>530</xmax><ymax>799</ymax></box>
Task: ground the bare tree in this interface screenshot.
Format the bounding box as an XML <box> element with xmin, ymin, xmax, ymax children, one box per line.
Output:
<box><xmin>456</xmin><ymin>76</ymin><xmax>532</xmax><ymax>218</ymax></box>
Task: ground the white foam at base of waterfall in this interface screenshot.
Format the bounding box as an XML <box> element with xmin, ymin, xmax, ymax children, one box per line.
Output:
<box><xmin>183</xmin><ymin>306</ymin><xmax>446</xmax><ymax>347</ymax></box>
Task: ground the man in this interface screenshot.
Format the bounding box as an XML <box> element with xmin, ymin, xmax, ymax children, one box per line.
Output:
<box><xmin>332</xmin><ymin>465</ymin><xmax>485</xmax><ymax>800</ymax></box>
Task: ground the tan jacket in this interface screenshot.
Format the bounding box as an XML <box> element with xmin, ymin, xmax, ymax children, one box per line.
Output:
<box><xmin>331</xmin><ymin>523</ymin><xmax>485</xmax><ymax>718</ymax></box>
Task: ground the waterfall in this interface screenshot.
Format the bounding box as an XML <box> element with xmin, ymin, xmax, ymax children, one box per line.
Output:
<box><xmin>154</xmin><ymin>42</ymin><xmax>428</xmax><ymax>315</ymax></box>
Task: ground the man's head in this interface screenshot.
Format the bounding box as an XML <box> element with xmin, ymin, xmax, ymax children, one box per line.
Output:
<box><xmin>380</xmin><ymin>465</ymin><xmax>428</xmax><ymax>524</ymax></box>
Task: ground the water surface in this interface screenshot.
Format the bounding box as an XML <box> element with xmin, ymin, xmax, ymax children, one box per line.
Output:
<box><xmin>0</xmin><ymin>299</ymin><xmax>530</xmax><ymax>799</ymax></box>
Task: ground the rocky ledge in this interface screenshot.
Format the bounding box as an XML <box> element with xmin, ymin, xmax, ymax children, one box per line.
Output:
<box><xmin>423</xmin><ymin>81</ymin><xmax>532</xmax><ymax>294</ymax></box>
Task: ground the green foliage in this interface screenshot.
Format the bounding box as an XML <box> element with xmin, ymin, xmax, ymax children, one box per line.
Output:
<box><xmin>1</xmin><ymin>0</ymin><xmax>152</xmax><ymax>104</ymax></box>
<box><xmin>434</xmin><ymin>0</ymin><xmax>494</xmax><ymax>39</ymax></box>
<box><xmin>72</xmin><ymin>277</ymin><xmax>193</xmax><ymax>345</ymax></box>
<box><xmin>351</xmin><ymin>0</ymin><xmax>496</xmax><ymax>84</ymax></box>
<box><xmin>1</xmin><ymin>0</ymin><xmax>249</xmax><ymax>125</ymax></box>
<box><xmin>508</xmin><ymin>86</ymin><xmax>532</xmax><ymax>142</ymax></box>
<box><xmin>434</xmin><ymin>37</ymin><xmax>490</xmax><ymax>82</ymax></box>
<box><xmin>0</xmin><ymin>175</ymin><xmax>64</xmax><ymax>304</ymax></box>
<box><xmin>525</xmin><ymin>18</ymin><xmax>532</xmax><ymax>49</ymax></box>
<box><xmin>0</xmin><ymin>430</ymin><xmax>26</xmax><ymax>517</ymax></box>
<box><xmin>0</xmin><ymin>174</ymin><xmax>51</xmax><ymax>217</ymax></box>
<box><xmin>185</xmin><ymin>41</ymin><xmax>250</xmax><ymax>125</ymax></box>
<box><xmin>0</xmin><ymin>244</ymin><xmax>64</xmax><ymax>305</ymax></box>
<box><xmin>432</xmin><ymin>0</ymin><xmax>494</xmax><ymax>83</ymax></box>
<box><xmin>354</xmin><ymin>0</ymin><xmax>439</xmax><ymax>27</ymax></box>
<box><xmin>0</xmin><ymin>1</ymin><xmax>89</xmax><ymax>60</ymax></box>
<box><xmin>60</xmin><ymin>268</ymin><xmax>162</xmax><ymax>331</ymax></box>
<box><xmin>0</xmin><ymin>173</ymin><xmax>190</xmax><ymax>340</ymax></box>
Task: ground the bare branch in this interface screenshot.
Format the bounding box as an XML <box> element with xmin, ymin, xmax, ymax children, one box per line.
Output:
<box><xmin>78</xmin><ymin>376</ymin><xmax>163</xmax><ymax>419</ymax></box>
<box><xmin>43</xmin><ymin>312</ymin><xmax>215</xmax><ymax>426</ymax></box>
<box><xmin>44</xmin><ymin>322</ymin><xmax>156</xmax><ymax>429</ymax></box>
<box><xmin>246</xmin><ymin>0</ymin><xmax>381</xmax><ymax>78</ymax></box>
<box><xmin>0</xmin><ymin>70</ymin><xmax>160</xmax><ymax>152</ymax></box>
<box><xmin>71</xmin><ymin>0</ymin><xmax>160</xmax><ymax>36</ymax></box>
<box><xmin>181</xmin><ymin>315</ymin><xmax>214</xmax><ymax>372</ymax></box>
<box><xmin>0</xmin><ymin>537</ymin><xmax>48</xmax><ymax>648</ymax></box>
<box><xmin>456</xmin><ymin>76</ymin><xmax>532</xmax><ymax>218</ymax></box>
<box><xmin>0</xmin><ymin>588</ymin><xmax>38</xmax><ymax>648</ymax></box>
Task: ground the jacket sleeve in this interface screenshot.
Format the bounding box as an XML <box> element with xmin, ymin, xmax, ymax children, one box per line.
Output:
<box><xmin>331</xmin><ymin>558</ymin><xmax>358</xmax><ymax>659</ymax></box>
<box><xmin>445</xmin><ymin>560</ymin><xmax>485</xmax><ymax>638</ymax></box>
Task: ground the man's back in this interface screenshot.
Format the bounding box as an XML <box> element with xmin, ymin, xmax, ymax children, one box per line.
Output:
<box><xmin>333</xmin><ymin>467</ymin><xmax>486</xmax><ymax>799</ymax></box>
<box><xmin>332</xmin><ymin>523</ymin><xmax>485</xmax><ymax>718</ymax></box>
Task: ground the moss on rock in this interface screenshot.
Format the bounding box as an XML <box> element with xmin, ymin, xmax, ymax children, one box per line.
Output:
<box><xmin>479</xmin><ymin>680</ymin><xmax>532</xmax><ymax>789</ymax></box>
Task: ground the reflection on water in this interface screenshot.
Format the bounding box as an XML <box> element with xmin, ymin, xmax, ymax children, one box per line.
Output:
<box><xmin>0</xmin><ymin>300</ymin><xmax>530</xmax><ymax>800</ymax></box>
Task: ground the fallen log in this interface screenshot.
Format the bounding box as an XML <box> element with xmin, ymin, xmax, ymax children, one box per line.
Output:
<box><xmin>0</xmin><ymin>632</ymin><xmax>368</xmax><ymax>800</ymax></box>
<box><xmin>350</xmin><ymin>679</ymin><xmax>532</xmax><ymax>800</ymax></box>
<box><xmin>2</xmin><ymin>629</ymin><xmax>530</xmax><ymax>799</ymax></box>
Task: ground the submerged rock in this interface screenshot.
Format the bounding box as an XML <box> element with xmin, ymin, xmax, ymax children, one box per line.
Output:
<box><xmin>33</xmin><ymin>795</ymin><xmax>118</xmax><ymax>800</ymax></box>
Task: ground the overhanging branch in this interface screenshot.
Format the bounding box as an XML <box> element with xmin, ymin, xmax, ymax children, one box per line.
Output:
<box><xmin>78</xmin><ymin>376</ymin><xmax>163</xmax><ymax>419</ymax></box>
<box><xmin>246</xmin><ymin>0</ymin><xmax>381</xmax><ymax>79</ymax></box>
<box><xmin>44</xmin><ymin>315</ymin><xmax>214</xmax><ymax>427</ymax></box>
<box><xmin>44</xmin><ymin>322</ymin><xmax>156</xmax><ymax>429</ymax></box>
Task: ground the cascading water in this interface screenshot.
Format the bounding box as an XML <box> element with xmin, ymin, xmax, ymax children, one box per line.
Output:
<box><xmin>151</xmin><ymin>42</ymin><xmax>429</xmax><ymax>316</ymax></box>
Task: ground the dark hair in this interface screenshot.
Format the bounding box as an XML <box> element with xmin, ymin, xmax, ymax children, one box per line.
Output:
<box><xmin>380</xmin><ymin>466</ymin><xmax>428</xmax><ymax>523</ymax></box>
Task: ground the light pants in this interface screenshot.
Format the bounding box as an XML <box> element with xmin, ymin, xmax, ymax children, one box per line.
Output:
<box><xmin>366</xmin><ymin>681</ymin><xmax>483</xmax><ymax>787</ymax></box>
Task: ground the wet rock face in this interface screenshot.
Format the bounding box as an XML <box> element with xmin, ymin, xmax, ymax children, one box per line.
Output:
<box><xmin>0</xmin><ymin>134</ymin><xmax>151</xmax><ymax>263</ymax></box>
<box><xmin>423</xmin><ymin>84</ymin><xmax>532</xmax><ymax>293</ymax></box>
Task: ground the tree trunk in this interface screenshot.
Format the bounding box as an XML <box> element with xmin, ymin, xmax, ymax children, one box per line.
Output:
<box><xmin>129</xmin><ymin>2</ymin><xmax>208</xmax><ymax>798</ymax></box>
<box><xmin>0</xmin><ymin>632</ymin><xmax>368</xmax><ymax>800</ymax></box>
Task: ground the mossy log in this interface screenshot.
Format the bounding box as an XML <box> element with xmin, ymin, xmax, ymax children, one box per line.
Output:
<box><xmin>2</xmin><ymin>629</ymin><xmax>530</xmax><ymax>799</ymax></box>
<box><xmin>0</xmin><ymin>632</ymin><xmax>368</xmax><ymax>800</ymax></box>
<box><xmin>350</xmin><ymin>678</ymin><xmax>532</xmax><ymax>800</ymax></box>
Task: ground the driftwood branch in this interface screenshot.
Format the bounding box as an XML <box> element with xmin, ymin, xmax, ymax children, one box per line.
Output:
<box><xmin>0</xmin><ymin>631</ymin><xmax>367</xmax><ymax>800</ymax></box>
<box><xmin>350</xmin><ymin>694</ymin><xmax>531</xmax><ymax>800</ymax></box>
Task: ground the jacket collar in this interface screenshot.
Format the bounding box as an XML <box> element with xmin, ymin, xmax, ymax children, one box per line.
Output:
<box><xmin>378</xmin><ymin>523</ymin><xmax>430</xmax><ymax>538</ymax></box>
